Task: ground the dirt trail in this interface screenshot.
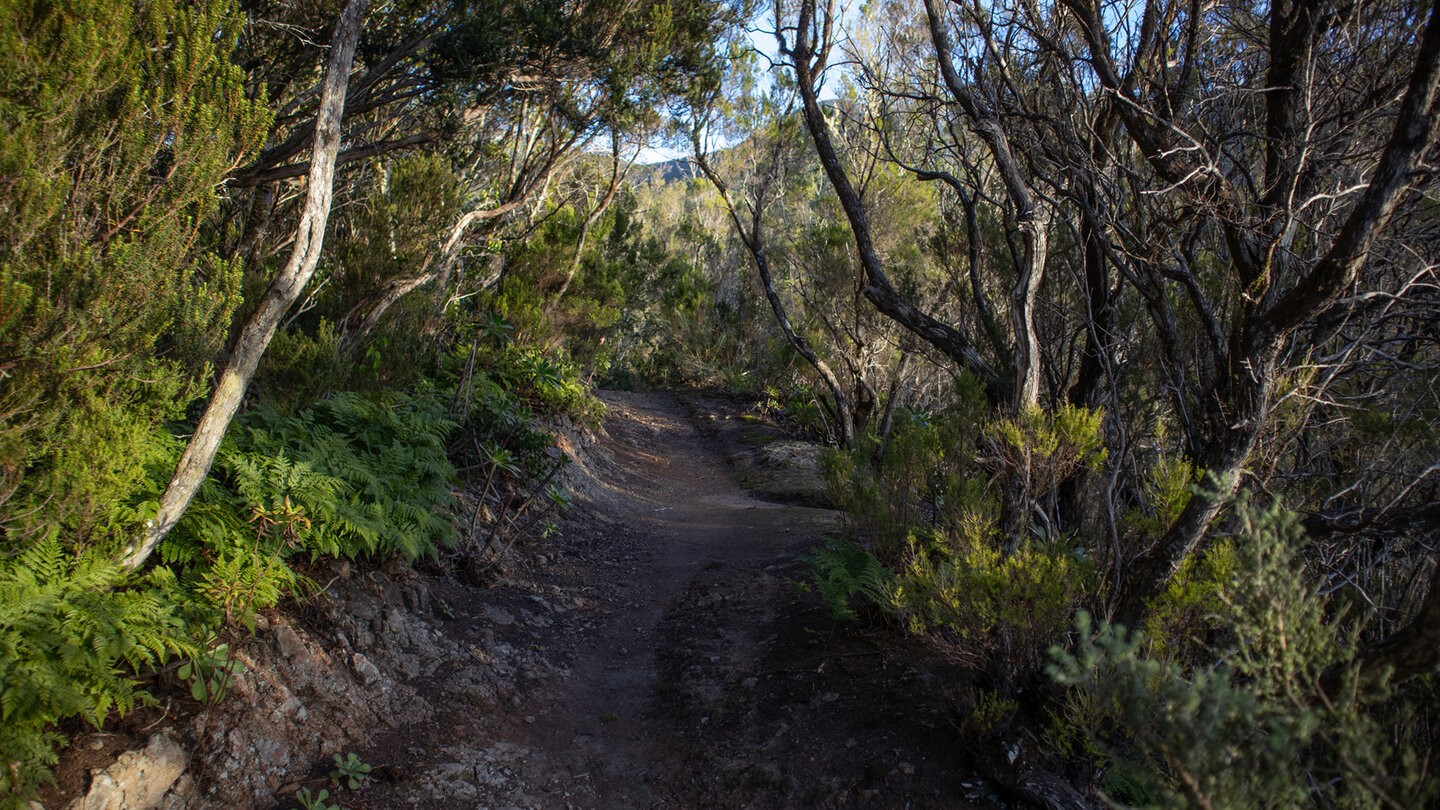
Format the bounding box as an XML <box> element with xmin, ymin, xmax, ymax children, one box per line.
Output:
<box><xmin>358</xmin><ymin>391</ymin><xmax>987</xmax><ymax>809</ymax></box>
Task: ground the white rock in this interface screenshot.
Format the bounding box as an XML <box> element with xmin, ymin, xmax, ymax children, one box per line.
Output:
<box><xmin>67</xmin><ymin>734</ymin><xmax>187</xmax><ymax>810</ymax></box>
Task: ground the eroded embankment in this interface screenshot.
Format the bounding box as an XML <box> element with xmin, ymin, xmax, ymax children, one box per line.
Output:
<box><xmin>48</xmin><ymin>391</ymin><xmax>993</xmax><ymax>810</ymax></box>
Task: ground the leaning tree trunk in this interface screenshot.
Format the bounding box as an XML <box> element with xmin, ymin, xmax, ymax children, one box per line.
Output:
<box><xmin>121</xmin><ymin>0</ymin><xmax>371</xmax><ymax>570</ymax></box>
<box><xmin>693</xmin><ymin>142</ymin><xmax>858</xmax><ymax>450</ymax></box>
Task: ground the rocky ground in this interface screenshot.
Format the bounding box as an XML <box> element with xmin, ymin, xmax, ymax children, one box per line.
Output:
<box><xmin>46</xmin><ymin>391</ymin><xmax>1001</xmax><ymax>810</ymax></box>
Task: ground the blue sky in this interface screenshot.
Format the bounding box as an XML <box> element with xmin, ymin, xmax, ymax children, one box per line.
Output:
<box><xmin>635</xmin><ymin>4</ymin><xmax>850</xmax><ymax>164</ymax></box>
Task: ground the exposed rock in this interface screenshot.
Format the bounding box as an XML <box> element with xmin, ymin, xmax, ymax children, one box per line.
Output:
<box><xmin>744</xmin><ymin>439</ymin><xmax>830</xmax><ymax>507</ymax></box>
<box><xmin>272</xmin><ymin>624</ymin><xmax>306</xmax><ymax>661</ymax></box>
<box><xmin>66</xmin><ymin>734</ymin><xmax>187</xmax><ymax>810</ymax></box>
<box><xmin>352</xmin><ymin>652</ymin><xmax>382</xmax><ymax>685</ymax></box>
<box><xmin>482</xmin><ymin>605</ymin><xmax>515</xmax><ymax>625</ymax></box>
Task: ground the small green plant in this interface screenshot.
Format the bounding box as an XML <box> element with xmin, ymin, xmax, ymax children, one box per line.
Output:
<box><xmin>1121</xmin><ymin>454</ymin><xmax>1199</xmax><ymax>547</ymax></box>
<box><xmin>176</xmin><ymin>643</ymin><xmax>244</xmax><ymax>705</ymax></box>
<box><xmin>971</xmin><ymin>689</ymin><xmax>1019</xmax><ymax>735</ymax></box>
<box><xmin>330</xmin><ymin>752</ymin><xmax>372</xmax><ymax>789</ymax></box>
<box><xmin>292</xmin><ymin>786</ymin><xmax>338</xmax><ymax>810</ymax></box>
<box><xmin>806</xmin><ymin>539</ymin><xmax>899</xmax><ymax>622</ymax></box>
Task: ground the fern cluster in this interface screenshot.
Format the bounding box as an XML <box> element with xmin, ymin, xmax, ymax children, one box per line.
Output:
<box><xmin>468</xmin><ymin>343</ymin><xmax>606</xmax><ymax>425</ymax></box>
<box><xmin>805</xmin><ymin>539</ymin><xmax>898</xmax><ymax>622</ymax></box>
<box><xmin>0</xmin><ymin>540</ymin><xmax>193</xmax><ymax>808</ymax></box>
<box><xmin>168</xmin><ymin>389</ymin><xmax>458</xmax><ymax>568</ymax></box>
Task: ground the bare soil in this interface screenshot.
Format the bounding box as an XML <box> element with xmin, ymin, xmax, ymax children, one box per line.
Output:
<box><xmin>350</xmin><ymin>391</ymin><xmax>995</xmax><ymax>809</ymax></box>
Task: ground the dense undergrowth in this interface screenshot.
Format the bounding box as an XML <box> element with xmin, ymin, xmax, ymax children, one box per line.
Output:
<box><xmin>0</xmin><ymin>318</ymin><xmax>604</xmax><ymax>805</ymax></box>
<box><xmin>803</xmin><ymin>403</ymin><xmax>1439</xmax><ymax>808</ymax></box>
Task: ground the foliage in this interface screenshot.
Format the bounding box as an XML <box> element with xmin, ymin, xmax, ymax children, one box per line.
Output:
<box><xmin>1050</xmin><ymin>496</ymin><xmax>1438</xmax><ymax>809</ymax></box>
<box><xmin>330</xmin><ymin>752</ymin><xmax>372</xmax><ymax>790</ymax></box>
<box><xmin>805</xmin><ymin>538</ymin><xmax>898</xmax><ymax>623</ymax></box>
<box><xmin>0</xmin><ymin>539</ymin><xmax>193</xmax><ymax>808</ymax></box>
<box><xmin>447</xmin><ymin>374</ymin><xmax>576</xmax><ymax>565</ymax></box>
<box><xmin>813</xmin><ymin>392</ymin><xmax>1100</xmax><ymax>673</ymax></box>
<box><xmin>0</xmin><ymin>0</ymin><xmax>267</xmax><ymax>556</ymax></box>
<box><xmin>449</xmin><ymin>338</ymin><xmax>605</xmax><ymax>426</ymax></box>
<box><xmin>1141</xmin><ymin>540</ymin><xmax>1236</xmax><ymax>664</ymax></box>
<box><xmin>1125</xmin><ymin>456</ymin><xmax>1199</xmax><ymax>541</ymax></box>
<box><xmin>809</xmin><ymin>529</ymin><xmax>1094</xmax><ymax>671</ymax></box>
<box><xmin>167</xmin><ymin>389</ymin><xmax>458</xmax><ymax>570</ymax></box>
<box><xmin>822</xmin><ymin>389</ymin><xmax>988</xmax><ymax>560</ymax></box>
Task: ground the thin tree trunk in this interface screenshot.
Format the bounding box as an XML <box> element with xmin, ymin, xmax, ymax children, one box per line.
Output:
<box><xmin>121</xmin><ymin>0</ymin><xmax>371</xmax><ymax>571</ymax></box>
<box><xmin>923</xmin><ymin>0</ymin><xmax>1047</xmax><ymax>407</ymax></box>
<box><xmin>692</xmin><ymin>141</ymin><xmax>857</xmax><ymax>449</ymax></box>
<box><xmin>1010</xmin><ymin>223</ymin><xmax>1047</xmax><ymax>408</ymax></box>
<box><xmin>783</xmin><ymin>0</ymin><xmax>1003</xmax><ymax>401</ymax></box>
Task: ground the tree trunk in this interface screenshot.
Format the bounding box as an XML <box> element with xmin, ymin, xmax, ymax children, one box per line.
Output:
<box><xmin>692</xmin><ymin>143</ymin><xmax>857</xmax><ymax>449</ymax></box>
<box><xmin>924</xmin><ymin>0</ymin><xmax>1049</xmax><ymax>409</ymax></box>
<box><xmin>784</xmin><ymin>0</ymin><xmax>1003</xmax><ymax>401</ymax></box>
<box><xmin>121</xmin><ymin>0</ymin><xmax>371</xmax><ymax>571</ymax></box>
<box><xmin>1010</xmin><ymin>221</ymin><xmax>1047</xmax><ymax>409</ymax></box>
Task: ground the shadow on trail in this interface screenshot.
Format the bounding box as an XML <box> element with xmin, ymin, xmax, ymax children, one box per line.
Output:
<box><xmin>359</xmin><ymin>391</ymin><xmax>988</xmax><ymax>809</ymax></box>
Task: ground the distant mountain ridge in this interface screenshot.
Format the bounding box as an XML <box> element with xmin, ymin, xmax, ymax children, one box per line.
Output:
<box><xmin>629</xmin><ymin>155</ymin><xmax>701</xmax><ymax>186</ymax></box>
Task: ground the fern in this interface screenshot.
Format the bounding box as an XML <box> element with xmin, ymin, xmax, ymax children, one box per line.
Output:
<box><xmin>0</xmin><ymin>539</ymin><xmax>193</xmax><ymax>806</ymax></box>
<box><xmin>168</xmin><ymin>388</ymin><xmax>458</xmax><ymax>566</ymax></box>
<box><xmin>806</xmin><ymin>539</ymin><xmax>898</xmax><ymax>622</ymax></box>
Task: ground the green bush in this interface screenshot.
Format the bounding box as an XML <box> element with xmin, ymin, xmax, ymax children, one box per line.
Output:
<box><xmin>814</xmin><ymin>395</ymin><xmax>1097</xmax><ymax>671</ymax></box>
<box><xmin>1124</xmin><ymin>455</ymin><xmax>1199</xmax><ymax>541</ymax></box>
<box><xmin>809</xmin><ymin>530</ymin><xmax>1094</xmax><ymax>672</ymax></box>
<box><xmin>822</xmin><ymin>403</ymin><xmax>986</xmax><ymax>560</ymax></box>
<box><xmin>1050</xmin><ymin>495</ymin><xmax>1437</xmax><ymax>809</ymax></box>
<box><xmin>0</xmin><ymin>0</ymin><xmax>267</xmax><ymax>557</ymax></box>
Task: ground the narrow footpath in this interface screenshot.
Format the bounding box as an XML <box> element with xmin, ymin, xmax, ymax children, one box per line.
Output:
<box><xmin>358</xmin><ymin>391</ymin><xmax>986</xmax><ymax>809</ymax></box>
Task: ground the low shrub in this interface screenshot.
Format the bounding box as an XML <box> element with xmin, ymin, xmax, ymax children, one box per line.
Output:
<box><xmin>1050</xmin><ymin>495</ymin><xmax>1438</xmax><ymax>809</ymax></box>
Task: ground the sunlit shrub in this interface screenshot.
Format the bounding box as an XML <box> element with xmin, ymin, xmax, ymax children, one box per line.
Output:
<box><xmin>984</xmin><ymin>403</ymin><xmax>1108</xmax><ymax>498</ymax></box>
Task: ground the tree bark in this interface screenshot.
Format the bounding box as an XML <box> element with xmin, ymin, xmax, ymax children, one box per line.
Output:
<box><xmin>783</xmin><ymin>0</ymin><xmax>1004</xmax><ymax>402</ymax></box>
<box><xmin>121</xmin><ymin>0</ymin><xmax>371</xmax><ymax>571</ymax></box>
<box><xmin>923</xmin><ymin>0</ymin><xmax>1047</xmax><ymax>407</ymax></box>
<box><xmin>693</xmin><ymin>136</ymin><xmax>857</xmax><ymax>449</ymax></box>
